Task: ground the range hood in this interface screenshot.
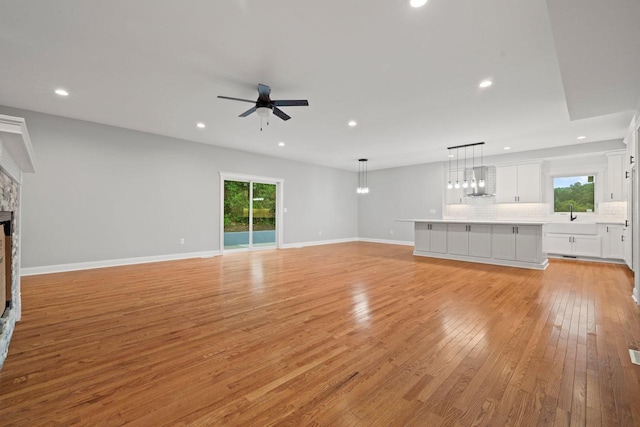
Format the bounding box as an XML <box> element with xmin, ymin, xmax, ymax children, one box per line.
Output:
<box><xmin>466</xmin><ymin>166</ymin><xmax>495</xmax><ymax>197</ymax></box>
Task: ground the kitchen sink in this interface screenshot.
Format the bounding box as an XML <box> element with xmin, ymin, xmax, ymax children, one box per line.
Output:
<box><xmin>544</xmin><ymin>222</ymin><xmax>598</xmax><ymax>235</ymax></box>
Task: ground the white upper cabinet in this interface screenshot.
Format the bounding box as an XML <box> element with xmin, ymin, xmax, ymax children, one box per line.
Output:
<box><xmin>496</xmin><ymin>162</ymin><xmax>542</xmax><ymax>203</ymax></box>
<box><xmin>606</xmin><ymin>152</ymin><xmax>624</xmax><ymax>201</ymax></box>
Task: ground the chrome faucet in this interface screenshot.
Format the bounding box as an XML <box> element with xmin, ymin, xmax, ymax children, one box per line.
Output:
<box><xmin>570</xmin><ymin>204</ymin><xmax>577</xmax><ymax>221</ymax></box>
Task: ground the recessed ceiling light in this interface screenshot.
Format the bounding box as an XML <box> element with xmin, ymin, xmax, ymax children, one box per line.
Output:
<box><xmin>504</xmin><ymin>146</ymin><xmax>511</xmax><ymax>150</ymax></box>
<box><xmin>278</xmin><ymin>142</ymin><xmax>285</xmax><ymax>147</ymax></box>
<box><xmin>410</xmin><ymin>0</ymin><xmax>428</xmax><ymax>7</ymax></box>
<box><xmin>54</xmin><ymin>88</ymin><xmax>69</xmax><ymax>96</ymax></box>
<box><xmin>348</xmin><ymin>120</ymin><xmax>357</xmax><ymax>127</ymax></box>
<box><xmin>479</xmin><ymin>80</ymin><xmax>493</xmax><ymax>88</ymax></box>
<box><xmin>196</xmin><ymin>122</ymin><xmax>206</xmax><ymax>129</ymax></box>
<box><xmin>577</xmin><ymin>135</ymin><xmax>586</xmax><ymax>140</ymax></box>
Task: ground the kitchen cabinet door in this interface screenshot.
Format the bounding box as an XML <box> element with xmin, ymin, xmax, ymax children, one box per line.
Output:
<box><xmin>623</xmin><ymin>226</ymin><xmax>632</xmax><ymax>269</ymax></box>
<box><xmin>573</xmin><ymin>235</ymin><xmax>601</xmax><ymax>257</ymax></box>
<box><xmin>468</xmin><ymin>224</ymin><xmax>491</xmax><ymax>258</ymax></box>
<box><xmin>492</xmin><ymin>225</ymin><xmax>516</xmax><ymax>260</ymax></box>
<box><xmin>606</xmin><ymin>153</ymin><xmax>624</xmax><ymax>201</ymax></box>
<box><xmin>496</xmin><ymin>165</ymin><xmax>518</xmax><ymax>203</ymax></box>
<box><xmin>445</xmin><ymin>185</ymin><xmax>465</xmax><ymax>205</ymax></box>
<box><xmin>414</xmin><ymin>222</ymin><xmax>430</xmax><ymax>252</ymax></box>
<box><xmin>447</xmin><ymin>224</ymin><xmax>469</xmax><ymax>256</ymax></box>
<box><xmin>515</xmin><ymin>225</ymin><xmax>541</xmax><ymax>262</ymax></box>
<box><xmin>602</xmin><ymin>225</ymin><xmax>624</xmax><ymax>259</ymax></box>
<box><xmin>547</xmin><ymin>234</ymin><xmax>573</xmax><ymax>255</ymax></box>
<box><xmin>430</xmin><ymin>223</ymin><xmax>448</xmax><ymax>254</ymax></box>
<box><xmin>516</xmin><ymin>164</ymin><xmax>542</xmax><ymax>203</ymax></box>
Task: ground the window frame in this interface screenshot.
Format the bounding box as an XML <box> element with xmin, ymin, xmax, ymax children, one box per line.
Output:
<box><xmin>547</xmin><ymin>167</ymin><xmax>604</xmax><ymax>218</ymax></box>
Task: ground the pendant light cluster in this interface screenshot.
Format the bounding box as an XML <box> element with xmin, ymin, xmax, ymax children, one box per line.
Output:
<box><xmin>357</xmin><ymin>158</ymin><xmax>370</xmax><ymax>194</ymax></box>
<box><xmin>446</xmin><ymin>142</ymin><xmax>485</xmax><ymax>190</ymax></box>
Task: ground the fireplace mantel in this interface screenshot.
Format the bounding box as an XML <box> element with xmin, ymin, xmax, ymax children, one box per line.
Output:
<box><xmin>0</xmin><ymin>114</ymin><xmax>36</xmax><ymax>183</ymax></box>
<box><xmin>0</xmin><ymin>113</ymin><xmax>36</xmax><ymax>369</ymax></box>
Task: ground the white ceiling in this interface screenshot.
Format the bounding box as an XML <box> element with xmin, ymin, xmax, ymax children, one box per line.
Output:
<box><xmin>0</xmin><ymin>0</ymin><xmax>638</xmax><ymax>171</ymax></box>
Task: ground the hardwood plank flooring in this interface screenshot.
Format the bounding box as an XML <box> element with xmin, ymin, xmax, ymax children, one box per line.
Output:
<box><xmin>1</xmin><ymin>242</ymin><xmax>639</xmax><ymax>426</ymax></box>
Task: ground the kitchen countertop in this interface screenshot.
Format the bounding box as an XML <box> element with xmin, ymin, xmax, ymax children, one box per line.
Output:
<box><xmin>397</xmin><ymin>219</ymin><xmax>548</xmax><ymax>225</ymax></box>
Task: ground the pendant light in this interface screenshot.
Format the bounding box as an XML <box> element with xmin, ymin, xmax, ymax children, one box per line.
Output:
<box><xmin>446</xmin><ymin>142</ymin><xmax>485</xmax><ymax>190</ymax></box>
<box><xmin>478</xmin><ymin>144</ymin><xmax>486</xmax><ymax>188</ymax></box>
<box><xmin>357</xmin><ymin>158</ymin><xmax>369</xmax><ymax>194</ymax></box>
<box><xmin>462</xmin><ymin>146</ymin><xmax>469</xmax><ymax>188</ymax></box>
<box><xmin>470</xmin><ymin>145</ymin><xmax>477</xmax><ymax>188</ymax></box>
<box><xmin>454</xmin><ymin>148</ymin><xmax>460</xmax><ymax>189</ymax></box>
<box><xmin>447</xmin><ymin>150</ymin><xmax>453</xmax><ymax>189</ymax></box>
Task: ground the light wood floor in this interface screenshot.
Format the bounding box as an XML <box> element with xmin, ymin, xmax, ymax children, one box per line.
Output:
<box><xmin>1</xmin><ymin>242</ymin><xmax>639</xmax><ymax>426</ymax></box>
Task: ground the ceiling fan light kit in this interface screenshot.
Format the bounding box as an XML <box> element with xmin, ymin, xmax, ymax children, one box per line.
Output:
<box><xmin>218</xmin><ymin>83</ymin><xmax>309</xmax><ymax>131</ymax></box>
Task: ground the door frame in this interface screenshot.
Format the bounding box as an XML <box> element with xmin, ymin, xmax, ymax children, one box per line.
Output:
<box><xmin>219</xmin><ymin>172</ymin><xmax>284</xmax><ymax>253</ymax></box>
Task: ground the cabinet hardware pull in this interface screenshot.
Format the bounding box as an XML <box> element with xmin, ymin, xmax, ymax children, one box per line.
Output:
<box><xmin>631</xmin><ymin>155</ymin><xmax>635</xmax><ymax>164</ymax></box>
<box><xmin>622</xmin><ymin>236</ymin><xmax>625</xmax><ymax>242</ymax></box>
<box><xmin>626</xmin><ymin>171</ymin><xmax>630</xmax><ymax>179</ymax></box>
<box><xmin>516</xmin><ymin>226</ymin><xmax>519</xmax><ymax>233</ymax></box>
<box><xmin>611</xmin><ymin>193</ymin><xmax>613</xmax><ymax>199</ymax></box>
<box><xmin>512</xmin><ymin>226</ymin><xmax>515</xmax><ymax>233</ymax></box>
<box><xmin>607</xmin><ymin>226</ymin><xmax>609</xmax><ymax>232</ymax></box>
<box><xmin>625</xmin><ymin>220</ymin><xmax>629</xmax><ymax>227</ymax></box>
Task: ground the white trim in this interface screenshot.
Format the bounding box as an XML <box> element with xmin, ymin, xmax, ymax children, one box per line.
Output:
<box><xmin>413</xmin><ymin>250</ymin><xmax>549</xmax><ymax>270</ymax></box>
<box><xmin>633</xmin><ymin>288</ymin><xmax>639</xmax><ymax>304</ymax></box>
<box><xmin>358</xmin><ymin>237</ymin><xmax>414</xmax><ymax>246</ymax></box>
<box><xmin>219</xmin><ymin>172</ymin><xmax>284</xmax><ymax>253</ymax></box>
<box><xmin>281</xmin><ymin>237</ymin><xmax>358</xmax><ymax>249</ymax></box>
<box><xmin>0</xmin><ymin>114</ymin><xmax>37</xmax><ymax>178</ymax></box>
<box><xmin>20</xmin><ymin>251</ymin><xmax>220</xmax><ymax>276</ymax></box>
<box><xmin>547</xmin><ymin>254</ymin><xmax>627</xmax><ymax>265</ymax></box>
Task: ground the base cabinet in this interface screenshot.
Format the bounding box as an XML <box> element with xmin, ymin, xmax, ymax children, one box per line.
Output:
<box><xmin>415</xmin><ymin>222</ymin><xmax>447</xmax><ymax>254</ymax></box>
<box><xmin>492</xmin><ymin>225</ymin><xmax>541</xmax><ymax>263</ymax></box>
<box><xmin>600</xmin><ymin>224</ymin><xmax>624</xmax><ymax>259</ymax></box>
<box><xmin>447</xmin><ymin>224</ymin><xmax>491</xmax><ymax>258</ymax></box>
<box><xmin>412</xmin><ymin>221</ymin><xmax>548</xmax><ymax>270</ymax></box>
<box><xmin>546</xmin><ymin>233</ymin><xmax>601</xmax><ymax>257</ymax></box>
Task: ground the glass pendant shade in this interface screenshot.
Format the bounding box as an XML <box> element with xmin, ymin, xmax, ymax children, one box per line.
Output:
<box><xmin>357</xmin><ymin>158</ymin><xmax>369</xmax><ymax>194</ymax></box>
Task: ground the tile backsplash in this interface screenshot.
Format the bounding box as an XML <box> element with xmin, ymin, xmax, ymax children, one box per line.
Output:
<box><xmin>444</xmin><ymin>198</ymin><xmax>627</xmax><ymax>222</ymax></box>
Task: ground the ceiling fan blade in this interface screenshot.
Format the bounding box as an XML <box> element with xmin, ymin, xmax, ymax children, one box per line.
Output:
<box><xmin>272</xmin><ymin>107</ymin><xmax>291</xmax><ymax>121</ymax></box>
<box><xmin>218</xmin><ymin>95</ymin><xmax>256</xmax><ymax>103</ymax></box>
<box><xmin>257</xmin><ymin>84</ymin><xmax>271</xmax><ymax>101</ymax></box>
<box><xmin>239</xmin><ymin>106</ymin><xmax>257</xmax><ymax>117</ymax></box>
<box><xmin>272</xmin><ymin>99</ymin><xmax>309</xmax><ymax>107</ymax></box>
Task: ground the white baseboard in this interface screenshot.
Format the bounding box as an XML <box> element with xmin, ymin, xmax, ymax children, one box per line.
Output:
<box><xmin>281</xmin><ymin>237</ymin><xmax>358</xmax><ymax>249</ymax></box>
<box><xmin>20</xmin><ymin>238</ymin><xmax>412</xmax><ymax>276</ymax></box>
<box><xmin>357</xmin><ymin>238</ymin><xmax>414</xmax><ymax>246</ymax></box>
<box><xmin>20</xmin><ymin>250</ymin><xmax>221</xmax><ymax>276</ymax></box>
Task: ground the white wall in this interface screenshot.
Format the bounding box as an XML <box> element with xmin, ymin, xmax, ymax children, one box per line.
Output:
<box><xmin>0</xmin><ymin>106</ymin><xmax>358</xmax><ymax>269</ymax></box>
<box><xmin>358</xmin><ymin>163</ymin><xmax>444</xmax><ymax>243</ymax></box>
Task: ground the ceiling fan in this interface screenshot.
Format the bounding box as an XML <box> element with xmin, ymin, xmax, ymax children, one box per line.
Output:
<box><xmin>218</xmin><ymin>83</ymin><xmax>309</xmax><ymax>130</ymax></box>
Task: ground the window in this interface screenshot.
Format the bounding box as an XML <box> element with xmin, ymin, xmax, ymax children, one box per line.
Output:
<box><xmin>553</xmin><ymin>175</ymin><xmax>595</xmax><ymax>213</ymax></box>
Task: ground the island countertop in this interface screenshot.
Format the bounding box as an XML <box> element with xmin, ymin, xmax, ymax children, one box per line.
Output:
<box><xmin>397</xmin><ymin>219</ymin><xmax>549</xmax><ymax>225</ymax></box>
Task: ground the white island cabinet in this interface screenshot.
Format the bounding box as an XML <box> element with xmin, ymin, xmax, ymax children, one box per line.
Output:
<box><xmin>404</xmin><ymin>220</ymin><xmax>548</xmax><ymax>270</ymax></box>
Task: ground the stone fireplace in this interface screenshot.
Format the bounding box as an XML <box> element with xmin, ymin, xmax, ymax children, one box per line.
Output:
<box><xmin>0</xmin><ymin>114</ymin><xmax>36</xmax><ymax>369</ymax></box>
<box><xmin>0</xmin><ymin>211</ymin><xmax>14</xmax><ymax>318</ymax></box>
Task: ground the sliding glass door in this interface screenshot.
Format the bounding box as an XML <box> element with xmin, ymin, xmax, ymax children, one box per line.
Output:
<box><xmin>222</xmin><ymin>177</ymin><xmax>279</xmax><ymax>251</ymax></box>
<box><xmin>251</xmin><ymin>183</ymin><xmax>276</xmax><ymax>248</ymax></box>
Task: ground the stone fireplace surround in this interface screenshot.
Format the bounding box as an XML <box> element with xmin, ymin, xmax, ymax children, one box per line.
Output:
<box><xmin>0</xmin><ymin>114</ymin><xmax>36</xmax><ymax>369</ymax></box>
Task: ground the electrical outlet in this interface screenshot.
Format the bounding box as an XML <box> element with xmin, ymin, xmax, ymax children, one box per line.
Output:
<box><xmin>430</xmin><ymin>209</ymin><xmax>436</xmax><ymax>214</ymax></box>
<box><xmin>318</xmin><ymin>230</ymin><xmax>322</xmax><ymax>236</ymax></box>
<box><xmin>390</xmin><ymin>230</ymin><xmax>394</xmax><ymax>235</ymax></box>
<box><xmin>284</xmin><ymin>207</ymin><xmax>288</xmax><ymax>213</ymax></box>
<box><xmin>180</xmin><ymin>238</ymin><xmax>185</xmax><ymax>245</ymax></box>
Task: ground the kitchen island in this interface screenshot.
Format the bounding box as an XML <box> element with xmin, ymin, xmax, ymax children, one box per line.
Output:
<box><xmin>400</xmin><ymin>219</ymin><xmax>549</xmax><ymax>270</ymax></box>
